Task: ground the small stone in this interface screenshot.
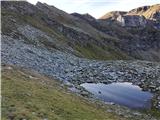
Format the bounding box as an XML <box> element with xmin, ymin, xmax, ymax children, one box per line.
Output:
<box><xmin>6</xmin><ymin>66</ymin><xmax>13</xmax><ymax>70</ymax></box>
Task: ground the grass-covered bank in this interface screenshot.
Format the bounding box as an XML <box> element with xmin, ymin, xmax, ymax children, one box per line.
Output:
<box><xmin>1</xmin><ymin>65</ymin><xmax>128</xmax><ymax>120</ymax></box>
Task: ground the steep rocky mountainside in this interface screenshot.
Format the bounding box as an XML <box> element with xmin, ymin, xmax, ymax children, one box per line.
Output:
<box><xmin>2</xmin><ymin>1</ymin><xmax>130</xmax><ymax>61</ymax></box>
<box><xmin>2</xmin><ymin>1</ymin><xmax>160</xmax><ymax>61</ymax></box>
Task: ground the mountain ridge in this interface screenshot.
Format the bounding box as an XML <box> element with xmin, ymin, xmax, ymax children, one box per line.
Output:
<box><xmin>99</xmin><ymin>4</ymin><xmax>160</xmax><ymax>21</ymax></box>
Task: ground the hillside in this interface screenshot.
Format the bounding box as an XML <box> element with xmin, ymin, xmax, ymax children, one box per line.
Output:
<box><xmin>2</xmin><ymin>1</ymin><xmax>130</xmax><ymax>61</ymax></box>
<box><xmin>2</xmin><ymin>1</ymin><xmax>160</xmax><ymax>61</ymax></box>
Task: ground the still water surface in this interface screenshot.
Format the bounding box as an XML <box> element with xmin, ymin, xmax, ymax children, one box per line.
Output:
<box><xmin>81</xmin><ymin>82</ymin><xmax>153</xmax><ymax>109</ymax></box>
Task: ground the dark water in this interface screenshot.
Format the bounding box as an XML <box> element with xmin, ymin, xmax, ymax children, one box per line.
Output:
<box><xmin>80</xmin><ymin>82</ymin><xmax>153</xmax><ymax>109</ymax></box>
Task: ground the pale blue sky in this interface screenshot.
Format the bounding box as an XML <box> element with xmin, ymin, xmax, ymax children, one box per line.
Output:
<box><xmin>27</xmin><ymin>0</ymin><xmax>160</xmax><ymax>18</ymax></box>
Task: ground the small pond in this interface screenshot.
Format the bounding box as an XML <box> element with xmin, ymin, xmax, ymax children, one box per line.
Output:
<box><xmin>80</xmin><ymin>82</ymin><xmax>153</xmax><ymax>109</ymax></box>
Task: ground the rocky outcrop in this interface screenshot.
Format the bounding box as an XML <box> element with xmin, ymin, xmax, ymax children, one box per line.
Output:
<box><xmin>117</xmin><ymin>15</ymin><xmax>147</xmax><ymax>27</ymax></box>
<box><xmin>127</xmin><ymin>4</ymin><xmax>160</xmax><ymax>29</ymax></box>
<box><xmin>149</xmin><ymin>11</ymin><xmax>160</xmax><ymax>21</ymax></box>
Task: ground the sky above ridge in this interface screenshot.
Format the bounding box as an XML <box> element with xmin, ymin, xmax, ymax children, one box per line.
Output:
<box><xmin>27</xmin><ymin>0</ymin><xmax>160</xmax><ymax>18</ymax></box>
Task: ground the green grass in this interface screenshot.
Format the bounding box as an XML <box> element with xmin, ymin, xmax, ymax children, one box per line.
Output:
<box><xmin>75</xmin><ymin>43</ymin><xmax>130</xmax><ymax>60</ymax></box>
<box><xmin>145</xmin><ymin>109</ymin><xmax>160</xmax><ymax>118</ymax></box>
<box><xmin>2</xmin><ymin>65</ymin><xmax>128</xmax><ymax>120</ymax></box>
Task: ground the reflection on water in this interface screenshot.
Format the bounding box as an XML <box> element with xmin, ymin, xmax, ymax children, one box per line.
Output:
<box><xmin>81</xmin><ymin>82</ymin><xmax>153</xmax><ymax>109</ymax></box>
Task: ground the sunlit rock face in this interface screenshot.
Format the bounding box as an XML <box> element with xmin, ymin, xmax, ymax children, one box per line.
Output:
<box><xmin>117</xmin><ymin>15</ymin><xmax>147</xmax><ymax>27</ymax></box>
<box><xmin>151</xmin><ymin>11</ymin><xmax>160</xmax><ymax>21</ymax></box>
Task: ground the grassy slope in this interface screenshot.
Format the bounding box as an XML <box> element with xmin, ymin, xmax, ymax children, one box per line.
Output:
<box><xmin>75</xmin><ymin>43</ymin><xmax>130</xmax><ymax>60</ymax></box>
<box><xmin>2</xmin><ymin>65</ymin><xmax>128</xmax><ymax>120</ymax></box>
